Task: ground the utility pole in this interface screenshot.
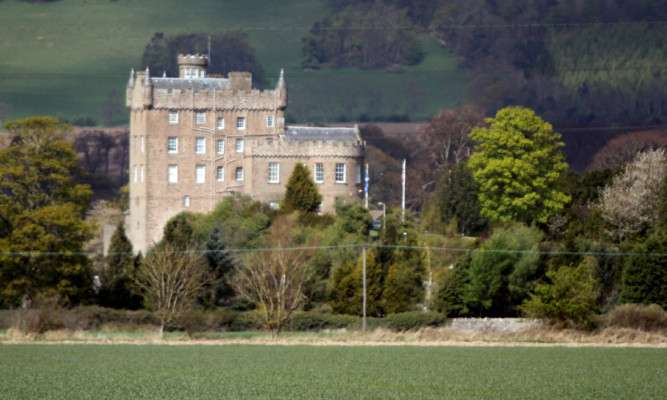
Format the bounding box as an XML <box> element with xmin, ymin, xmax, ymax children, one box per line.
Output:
<box><xmin>362</xmin><ymin>245</ymin><xmax>367</xmax><ymax>333</ymax></box>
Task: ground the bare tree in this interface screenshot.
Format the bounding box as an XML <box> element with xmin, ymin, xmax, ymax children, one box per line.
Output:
<box><xmin>135</xmin><ymin>243</ymin><xmax>211</xmax><ymax>337</ymax></box>
<box><xmin>229</xmin><ymin>216</ymin><xmax>313</xmax><ymax>336</ymax></box>
<box><xmin>600</xmin><ymin>148</ymin><xmax>666</xmax><ymax>240</ymax></box>
<box><xmin>589</xmin><ymin>130</ymin><xmax>667</xmax><ymax>171</ymax></box>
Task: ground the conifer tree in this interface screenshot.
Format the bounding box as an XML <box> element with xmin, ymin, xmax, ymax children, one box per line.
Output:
<box><xmin>101</xmin><ymin>221</ymin><xmax>142</xmax><ymax>309</ymax></box>
<box><xmin>280</xmin><ymin>163</ymin><xmax>322</xmax><ymax>214</ymax></box>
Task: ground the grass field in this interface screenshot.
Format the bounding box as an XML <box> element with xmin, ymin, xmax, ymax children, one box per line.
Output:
<box><xmin>1</xmin><ymin>344</ymin><xmax>664</xmax><ymax>399</ymax></box>
<box><xmin>0</xmin><ymin>0</ymin><xmax>466</xmax><ymax>125</ymax></box>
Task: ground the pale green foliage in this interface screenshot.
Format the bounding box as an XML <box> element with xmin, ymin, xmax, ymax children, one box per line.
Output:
<box><xmin>468</xmin><ymin>106</ymin><xmax>570</xmax><ymax>224</ymax></box>
<box><xmin>521</xmin><ymin>257</ymin><xmax>600</xmax><ymax>330</ymax></box>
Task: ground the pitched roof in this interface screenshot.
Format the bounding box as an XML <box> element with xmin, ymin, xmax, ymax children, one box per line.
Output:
<box><xmin>151</xmin><ymin>77</ymin><xmax>229</xmax><ymax>92</ymax></box>
<box><xmin>281</xmin><ymin>126</ymin><xmax>360</xmax><ymax>143</ymax></box>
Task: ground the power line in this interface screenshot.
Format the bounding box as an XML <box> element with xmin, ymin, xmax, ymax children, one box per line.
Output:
<box><xmin>2</xmin><ymin>243</ymin><xmax>665</xmax><ymax>258</ymax></box>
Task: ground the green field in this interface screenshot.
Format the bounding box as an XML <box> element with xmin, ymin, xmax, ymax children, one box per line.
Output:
<box><xmin>1</xmin><ymin>344</ymin><xmax>664</xmax><ymax>399</ymax></box>
<box><xmin>0</xmin><ymin>0</ymin><xmax>466</xmax><ymax>125</ymax></box>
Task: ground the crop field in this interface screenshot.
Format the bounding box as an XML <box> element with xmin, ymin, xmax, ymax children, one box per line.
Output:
<box><xmin>0</xmin><ymin>0</ymin><xmax>465</xmax><ymax>124</ymax></box>
<box><xmin>1</xmin><ymin>344</ymin><xmax>664</xmax><ymax>399</ymax></box>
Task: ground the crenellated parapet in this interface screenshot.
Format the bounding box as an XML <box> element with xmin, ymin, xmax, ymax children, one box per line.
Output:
<box><xmin>151</xmin><ymin>86</ymin><xmax>285</xmax><ymax>111</ymax></box>
<box><xmin>246</xmin><ymin>139</ymin><xmax>365</xmax><ymax>159</ymax></box>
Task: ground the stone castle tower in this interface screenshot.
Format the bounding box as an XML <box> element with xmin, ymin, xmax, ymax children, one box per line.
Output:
<box><xmin>125</xmin><ymin>54</ymin><xmax>364</xmax><ymax>252</ymax></box>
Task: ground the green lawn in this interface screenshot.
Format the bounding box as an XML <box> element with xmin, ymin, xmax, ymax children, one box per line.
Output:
<box><xmin>0</xmin><ymin>0</ymin><xmax>465</xmax><ymax>125</ymax></box>
<box><xmin>1</xmin><ymin>344</ymin><xmax>664</xmax><ymax>399</ymax></box>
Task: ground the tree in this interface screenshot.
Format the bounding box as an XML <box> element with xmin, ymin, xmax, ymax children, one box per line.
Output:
<box><xmin>435</xmin><ymin>254</ymin><xmax>471</xmax><ymax>317</ymax></box>
<box><xmin>589</xmin><ymin>130</ymin><xmax>667</xmax><ymax>170</ymax></box>
<box><xmin>0</xmin><ymin>117</ymin><xmax>93</xmax><ymax>308</ymax></box>
<box><xmin>620</xmin><ymin>233</ymin><xmax>667</xmax><ymax>309</ymax></box>
<box><xmin>521</xmin><ymin>257</ymin><xmax>600</xmax><ymax>330</ymax></box>
<box><xmin>135</xmin><ymin>243</ymin><xmax>210</xmax><ymax>337</ymax></box>
<box><xmin>142</xmin><ymin>30</ymin><xmax>265</xmax><ymax>86</ymax></box>
<box><xmin>229</xmin><ymin>216</ymin><xmax>313</xmax><ymax>336</ymax></box>
<box><xmin>463</xmin><ymin>224</ymin><xmax>544</xmax><ymax>317</ymax></box>
<box><xmin>468</xmin><ymin>106</ymin><xmax>570</xmax><ymax>224</ymax></box>
<box><xmin>280</xmin><ymin>164</ymin><xmax>322</xmax><ymax>214</ymax></box>
<box><xmin>600</xmin><ymin>149</ymin><xmax>666</xmax><ymax>241</ymax></box>
<box><xmin>329</xmin><ymin>248</ymin><xmax>385</xmax><ymax>316</ymax></box>
<box><xmin>160</xmin><ymin>211</ymin><xmax>200</xmax><ymax>250</ymax></box>
<box><xmin>201</xmin><ymin>225</ymin><xmax>236</xmax><ymax>307</ymax></box>
<box><xmin>100</xmin><ymin>221</ymin><xmax>142</xmax><ymax>310</ymax></box>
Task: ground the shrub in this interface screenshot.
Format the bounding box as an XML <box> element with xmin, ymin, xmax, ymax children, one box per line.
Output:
<box><xmin>607</xmin><ymin>303</ymin><xmax>667</xmax><ymax>331</ymax></box>
<box><xmin>289</xmin><ymin>312</ymin><xmax>358</xmax><ymax>331</ymax></box>
<box><xmin>384</xmin><ymin>312</ymin><xmax>446</xmax><ymax>331</ymax></box>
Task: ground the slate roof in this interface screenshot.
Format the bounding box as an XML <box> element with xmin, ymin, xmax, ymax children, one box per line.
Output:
<box><xmin>151</xmin><ymin>77</ymin><xmax>229</xmax><ymax>92</ymax></box>
<box><xmin>281</xmin><ymin>126</ymin><xmax>360</xmax><ymax>143</ymax></box>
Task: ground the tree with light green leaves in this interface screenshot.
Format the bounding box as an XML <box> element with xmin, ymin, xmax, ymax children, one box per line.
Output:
<box><xmin>0</xmin><ymin>117</ymin><xmax>94</xmax><ymax>308</ymax></box>
<box><xmin>468</xmin><ymin>106</ymin><xmax>570</xmax><ymax>225</ymax></box>
<box><xmin>280</xmin><ymin>163</ymin><xmax>322</xmax><ymax>214</ymax></box>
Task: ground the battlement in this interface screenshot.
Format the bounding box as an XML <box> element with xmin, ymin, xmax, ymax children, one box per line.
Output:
<box><xmin>246</xmin><ymin>138</ymin><xmax>365</xmax><ymax>158</ymax></box>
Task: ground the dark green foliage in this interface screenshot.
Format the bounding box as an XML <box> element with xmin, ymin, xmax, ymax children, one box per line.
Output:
<box><xmin>142</xmin><ymin>30</ymin><xmax>265</xmax><ymax>85</ymax></box>
<box><xmin>99</xmin><ymin>222</ymin><xmax>142</xmax><ymax>310</ymax></box>
<box><xmin>521</xmin><ymin>257</ymin><xmax>601</xmax><ymax>330</ymax></box>
<box><xmin>289</xmin><ymin>311</ymin><xmax>358</xmax><ymax>331</ymax></box>
<box><xmin>333</xmin><ymin>203</ymin><xmax>372</xmax><ymax>237</ymax></box>
<box><xmin>201</xmin><ymin>226</ymin><xmax>236</xmax><ymax>307</ymax></box>
<box><xmin>382</xmin><ymin>260</ymin><xmax>425</xmax><ymax>314</ymax></box>
<box><xmin>435</xmin><ymin>254</ymin><xmax>471</xmax><ymax>317</ymax></box>
<box><xmin>160</xmin><ymin>211</ymin><xmax>199</xmax><ymax>250</ymax></box>
<box><xmin>463</xmin><ymin>224</ymin><xmax>544</xmax><ymax>317</ymax></box>
<box><xmin>384</xmin><ymin>311</ymin><xmax>446</xmax><ymax>331</ymax></box>
<box><xmin>620</xmin><ymin>233</ymin><xmax>667</xmax><ymax>309</ymax></box>
<box><xmin>432</xmin><ymin>163</ymin><xmax>487</xmax><ymax>236</ymax></box>
<box><xmin>329</xmin><ymin>249</ymin><xmax>385</xmax><ymax>316</ymax></box>
<box><xmin>280</xmin><ymin>164</ymin><xmax>322</xmax><ymax>214</ymax></box>
<box><xmin>606</xmin><ymin>303</ymin><xmax>667</xmax><ymax>332</ymax></box>
<box><xmin>302</xmin><ymin>2</ymin><xmax>423</xmax><ymax>69</ymax></box>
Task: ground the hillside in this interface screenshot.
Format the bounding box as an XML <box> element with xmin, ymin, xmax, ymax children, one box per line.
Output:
<box><xmin>0</xmin><ymin>0</ymin><xmax>466</xmax><ymax>125</ymax></box>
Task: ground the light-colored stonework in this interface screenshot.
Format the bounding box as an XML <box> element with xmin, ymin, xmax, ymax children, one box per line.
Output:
<box><xmin>126</xmin><ymin>55</ymin><xmax>364</xmax><ymax>252</ymax></box>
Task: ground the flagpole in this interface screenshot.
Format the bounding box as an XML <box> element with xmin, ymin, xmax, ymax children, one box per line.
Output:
<box><xmin>401</xmin><ymin>159</ymin><xmax>406</xmax><ymax>222</ymax></box>
<box><xmin>364</xmin><ymin>163</ymin><xmax>369</xmax><ymax>209</ymax></box>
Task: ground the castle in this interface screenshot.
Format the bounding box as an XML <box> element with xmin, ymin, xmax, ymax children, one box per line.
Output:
<box><xmin>125</xmin><ymin>54</ymin><xmax>365</xmax><ymax>252</ymax></box>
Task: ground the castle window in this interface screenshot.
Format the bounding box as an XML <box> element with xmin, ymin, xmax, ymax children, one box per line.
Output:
<box><xmin>168</xmin><ymin>111</ymin><xmax>178</xmax><ymax>124</ymax></box>
<box><xmin>317</xmin><ymin>203</ymin><xmax>323</xmax><ymax>216</ymax></box>
<box><xmin>266</xmin><ymin>115</ymin><xmax>274</xmax><ymax>127</ymax></box>
<box><xmin>195</xmin><ymin>165</ymin><xmax>205</xmax><ymax>184</ymax></box>
<box><xmin>266</xmin><ymin>138</ymin><xmax>273</xmax><ymax>144</ymax></box>
<box><xmin>314</xmin><ymin>163</ymin><xmax>323</xmax><ymax>183</ymax></box>
<box><xmin>217</xmin><ymin>166</ymin><xmax>224</xmax><ymax>182</ymax></box>
<box><xmin>168</xmin><ymin>137</ymin><xmax>178</xmax><ymax>154</ymax></box>
<box><xmin>192</xmin><ymin>69</ymin><xmax>199</xmax><ymax>78</ymax></box>
<box><xmin>217</xmin><ymin>139</ymin><xmax>225</xmax><ymax>154</ymax></box>
<box><xmin>269</xmin><ymin>201</ymin><xmax>279</xmax><ymax>210</ymax></box>
<box><xmin>236</xmin><ymin>167</ymin><xmax>244</xmax><ymax>181</ymax></box>
<box><xmin>335</xmin><ymin>163</ymin><xmax>346</xmax><ymax>183</ymax></box>
<box><xmin>185</xmin><ymin>68</ymin><xmax>191</xmax><ymax>78</ymax></box>
<box><xmin>195</xmin><ymin>137</ymin><xmax>206</xmax><ymax>154</ymax></box>
<box><xmin>356</xmin><ymin>164</ymin><xmax>362</xmax><ymax>184</ymax></box>
<box><xmin>237</xmin><ymin>117</ymin><xmax>246</xmax><ymax>130</ymax></box>
<box><xmin>184</xmin><ymin>196</ymin><xmax>190</xmax><ymax>207</ymax></box>
<box><xmin>217</xmin><ymin>118</ymin><xmax>225</xmax><ymax>130</ymax></box>
<box><xmin>168</xmin><ymin>165</ymin><xmax>178</xmax><ymax>184</ymax></box>
<box><xmin>268</xmin><ymin>162</ymin><xmax>279</xmax><ymax>184</ymax></box>
<box><xmin>196</xmin><ymin>112</ymin><xmax>206</xmax><ymax>124</ymax></box>
<box><xmin>236</xmin><ymin>138</ymin><xmax>244</xmax><ymax>153</ymax></box>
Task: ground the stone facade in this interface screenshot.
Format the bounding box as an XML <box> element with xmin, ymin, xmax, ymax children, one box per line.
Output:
<box><xmin>125</xmin><ymin>54</ymin><xmax>364</xmax><ymax>253</ymax></box>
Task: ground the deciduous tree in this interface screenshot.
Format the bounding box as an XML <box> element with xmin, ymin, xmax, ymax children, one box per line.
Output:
<box><xmin>0</xmin><ymin>117</ymin><xmax>93</xmax><ymax>308</ymax></box>
<box><xmin>135</xmin><ymin>243</ymin><xmax>210</xmax><ymax>337</ymax></box>
<box><xmin>468</xmin><ymin>106</ymin><xmax>570</xmax><ymax>224</ymax></box>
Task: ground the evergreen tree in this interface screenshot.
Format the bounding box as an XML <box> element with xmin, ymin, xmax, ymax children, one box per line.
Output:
<box><xmin>620</xmin><ymin>233</ymin><xmax>667</xmax><ymax>309</ymax></box>
<box><xmin>100</xmin><ymin>221</ymin><xmax>142</xmax><ymax>309</ymax></box>
<box><xmin>202</xmin><ymin>226</ymin><xmax>236</xmax><ymax>306</ymax></box>
<box><xmin>435</xmin><ymin>254</ymin><xmax>471</xmax><ymax>317</ymax></box>
<box><xmin>280</xmin><ymin>164</ymin><xmax>322</xmax><ymax>214</ymax></box>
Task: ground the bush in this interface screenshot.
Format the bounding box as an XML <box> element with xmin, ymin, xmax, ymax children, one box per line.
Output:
<box><xmin>384</xmin><ymin>312</ymin><xmax>446</xmax><ymax>331</ymax></box>
<box><xmin>607</xmin><ymin>303</ymin><xmax>667</xmax><ymax>331</ymax></box>
<box><xmin>289</xmin><ymin>312</ymin><xmax>358</xmax><ymax>331</ymax></box>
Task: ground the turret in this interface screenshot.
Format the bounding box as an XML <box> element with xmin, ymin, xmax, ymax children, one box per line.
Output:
<box><xmin>276</xmin><ymin>68</ymin><xmax>287</xmax><ymax>109</ymax></box>
<box><xmin>177</xmin><ymin>54</ymin><xmax>208</xmax><ymax>78</ymax></box>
